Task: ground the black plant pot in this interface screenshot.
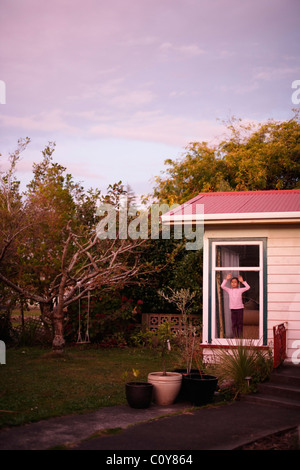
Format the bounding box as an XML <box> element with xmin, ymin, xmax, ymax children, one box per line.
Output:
<box><xmin>173</xmin><ymin>369</ymin><xmax>201</xmax><ymax>402</ymax></box>
<box><xmin>125</xmin><ymin>382</ymin><xmax>153</xmax><ymax>409</ymax></box>
<box><xmin>184</xmin><ymin>374</ymin><xmax>218</xmax><ymax>406</ymax></box>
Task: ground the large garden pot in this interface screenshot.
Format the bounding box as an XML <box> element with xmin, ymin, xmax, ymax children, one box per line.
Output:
<box><xmin>147</xmin><ymin>372</ymin><xmax>182</xmax><ymax>406</ymax></box>
<box><xmin>125</xmin><ymin>382</ymin><xmax>153</xmax><ymax>409</ymax></box>
<box><xmin>173</xmin><ymin>369</ymin><xmax>200</xmax><ymax>402</ymax></box>
<box><xmin>184</xmin><ymin>373</ymin><xmax>218</xmax><ymax>406</ymax></box>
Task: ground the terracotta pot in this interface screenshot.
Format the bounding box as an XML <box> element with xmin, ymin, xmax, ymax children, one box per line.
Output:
<box><xmin>125</xmin><ymin>382</ymin><xmax>153</xmax><ymax>409</ymax></box>
<box><xmin>147</xmin><ymin>372</ymin><xmax>182</xmax><ymax>406</ymax></box>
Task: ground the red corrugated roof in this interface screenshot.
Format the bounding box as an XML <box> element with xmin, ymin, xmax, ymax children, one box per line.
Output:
<box><xmin>167</xmin><ymin>190</ymin><xmax>300</xmax><ymax>216</ymax></box>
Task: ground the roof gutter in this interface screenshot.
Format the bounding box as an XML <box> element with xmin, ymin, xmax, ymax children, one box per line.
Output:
<box><xmin>161</xmin><ymin>211</ymin><xmax>300</xmax><ymax>225</ymax></box>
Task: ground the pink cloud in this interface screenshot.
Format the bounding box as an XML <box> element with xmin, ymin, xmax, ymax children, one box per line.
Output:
<box><xmin>0</xmin><ymin>110</ymin><xmax>78</xmax><ymax>134</ymax></box>
<box><xmin>89</xmin><ymin>111</ymin><xmax>224</xmax><ymax>147</ymax></box>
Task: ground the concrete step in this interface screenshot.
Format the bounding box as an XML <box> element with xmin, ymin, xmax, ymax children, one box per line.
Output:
<box><xmin>244</xmin><ymin>393</ymin><xmax>300</xmax><ymax>410</ymax></box>
<box><xmin>258</xmin><ymin>382</ymin><xmax>300</xmax><ymax>402</ymax></box>
<box><xmin>270</xmin><ymin>369</ymin><xmax>300</xmax><ymax>388</ymax></box>
<box><xmin>243</xmin><ymin>363</ymin><xmax>300</xmax><ymax>409</ymax></box>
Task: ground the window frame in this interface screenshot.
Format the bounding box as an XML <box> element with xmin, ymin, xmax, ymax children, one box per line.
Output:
<box><xmin>208</xmin><ymin>238</ymin><xmax>267</xmax><ymax>345</ymax></box>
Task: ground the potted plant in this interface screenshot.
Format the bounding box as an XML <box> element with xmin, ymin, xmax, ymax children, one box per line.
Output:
<box><xmin>180</xmin><ymin>326</ymin><xmax>218</xmax><ymax>406</ymax></box>
<box><xmin>124</xmin><ymin>369</ymin><xmax>153</xmax><ymax>409</ymax></box>
<box><xmin>158</xmin><ymin>288</ymin><xmax>199</xmax><ymax>374</ymax></box>
<box><xmin>158</xmin><ymin>288</ymin><xmax>201</xmax><ymax>400</ymax></box>
<box><xmin>183</xmin><ymin>356</ymin><xmax>218</xmax><ymax>406</ymax></box>
<box><xmin>176</xmin><ymin>312</ymin><xmax>217</xmax><ymax>405</ymax></box>
<box><xmin>158</xmin><ymin>287</ymin><xmax>218</xmax><ymax>406</ymax></box>
<box><xmin>147</xmin><ymin>321</ymin><xmax>182</xmax><ymax>406</ymax></box>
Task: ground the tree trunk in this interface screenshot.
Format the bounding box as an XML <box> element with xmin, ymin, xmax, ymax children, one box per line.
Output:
<box><xmin>52</xmin><ymin>271</ymin><xmax>68</xmax><ymax>353</ymax></box>
<box><xmin>52</xmin><ymin>305</ymin><xmax>65</xmax><ymax>353</ymax></box>
<box><xmin>40</xmin><ymin>302</ymin><xmax>53</xmax><ymax>343</ymax></box>
<box><xmin>20</xmin><ymin>299</ymin><xmax>25</xmax><ymax>329</ymax></box>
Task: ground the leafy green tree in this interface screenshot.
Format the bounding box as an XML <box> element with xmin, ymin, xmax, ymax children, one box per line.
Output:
<box><xmin>221</xmin><ymin>115</ymin><xmax>300</xmax><ymax>191</ymax></box>
<box><xmin>153</xmin><ymin>113</ymin><xmax>300</xmax><ymax>204</ymax></box>
<box><xmin>153</xmin><ymin>142</ymin><xmax>230</xmax><ymax>205</ymax></box>
<box><xmin>122</xmin><ymin>237</ymin><xmax>187</xmax><ymax>314</ymax></box>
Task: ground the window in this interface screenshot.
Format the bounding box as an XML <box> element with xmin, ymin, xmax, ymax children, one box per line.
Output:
<box><xmin>210</xmin><ymin>240</ymin><xmax>266</xmax><ymax>344</ymax></box>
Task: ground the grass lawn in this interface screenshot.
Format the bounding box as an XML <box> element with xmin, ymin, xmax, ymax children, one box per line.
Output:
<box><xmin>0</xmin><ymin>346</ymin><xmax>181</xmax><ymax>428</ymax></box>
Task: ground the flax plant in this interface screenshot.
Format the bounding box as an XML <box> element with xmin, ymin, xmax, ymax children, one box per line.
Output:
<box><xmin>212</xmin><ymin>339</ymin><xmax>273</xmax><ymax>396</ymax></box>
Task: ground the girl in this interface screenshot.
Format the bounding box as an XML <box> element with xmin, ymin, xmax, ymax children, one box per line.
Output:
<box><xmin>221</xmin><ymin>273</ymin><xmax>250</xmax><ymax>338</ymax></box>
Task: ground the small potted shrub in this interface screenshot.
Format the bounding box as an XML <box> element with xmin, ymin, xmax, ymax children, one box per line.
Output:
<box><xmin>147</xmin><ymin>321</ymin><xmax>182</xmax><ymax>406</ymax></box>
<box><xmin>158</xmin><ymin>288</ymin><xmax>202</xmax><ymax>400</ymax></box>
<box><xmin>181</xmin><ymin>334</ymin><xmax>218</xmax><ymax>406</ymax></box>
<box><xmin>124</xmin><ymin>369</ymin><xmax>153</xmax><ymax>409</ymax></box>
<box><xmin>158</xmin><ymin>287</ymin><xmax>199</xmax><ymax>374</ymax></box>
<box><xmin>158</xmin><ymin>287</ymin><xmax>217</xmax><ymax>406</ymax></box>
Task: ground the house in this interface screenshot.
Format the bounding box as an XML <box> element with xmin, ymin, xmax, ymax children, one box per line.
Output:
<box><xmin>161</xmin><ymin>189</ymin><xmax>300</xmax><ymax>365</ymax></box>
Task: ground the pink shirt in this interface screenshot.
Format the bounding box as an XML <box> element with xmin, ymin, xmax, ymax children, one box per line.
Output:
<box><xmin>221</xmin><ymin>279</ymin><xmax>250</xmax><ymax>310</ymax></box>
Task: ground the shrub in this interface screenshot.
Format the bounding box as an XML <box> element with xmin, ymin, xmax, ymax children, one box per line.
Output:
<box><xmin>65</xmin><ymin>293</ymin><xmax>144</xmax><ymax>346</ymax></box>
<box><xmin>212</xmin><ymin>339</ymin><xmax>273</xmax><ymax>397</ymax></box>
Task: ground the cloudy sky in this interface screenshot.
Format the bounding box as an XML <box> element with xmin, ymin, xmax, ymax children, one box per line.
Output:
<box><xmin>0</xmin><ymin>0</ymin><xmax>299</xmax><ymax>197</ymax></box>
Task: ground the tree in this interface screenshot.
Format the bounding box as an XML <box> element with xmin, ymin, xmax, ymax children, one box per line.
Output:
<box><xmin>0</xmin><ymin>138</ymin><xmax>30</xmax><ymax>265</ymax></box>
<box><xmin>221</xmin><ymin>115</ymin><xmax>300</xmax><ymax>191</ymax></box>
<box><xmin>153</xmin><ymin>141</ymin><xmax>230</xmax><ymax>205</ymax></box>
<box><xmin>0</xmin><ymin>138</ymin><xmax>31</xmax><ymax>316</ymax></box>
<box><xmin>0</xmin><ymin>142</ymin><xmax>149</xmax><ymax>353</ymax></box>
<box><xmin>153</xmin><ymin>113</ymin><xmax>300</xmax><ymax>204</ymax></box>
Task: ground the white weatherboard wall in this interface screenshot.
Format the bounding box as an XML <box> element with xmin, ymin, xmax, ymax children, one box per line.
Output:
<box><xmin>202</xmin><ymin>224</ymin><xmax>300</xmax><ymax>363</ymax></box>
<box><xmin>267</xmin><ymin>229</ymin><xmax>300</xmax><ymax>362</ymax></box>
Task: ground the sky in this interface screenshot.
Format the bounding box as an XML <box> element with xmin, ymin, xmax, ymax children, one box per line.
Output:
<box><xmin>0</xmin><ymin>0</ymin><xmax>299</xmax><ymax>199</ymax></box>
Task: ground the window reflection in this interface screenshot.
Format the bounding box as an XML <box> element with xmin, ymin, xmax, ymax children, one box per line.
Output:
<box><xmin>216</xmin><ymin>245</ymin><xmax>259</xmax><ymax>267</ymax></box>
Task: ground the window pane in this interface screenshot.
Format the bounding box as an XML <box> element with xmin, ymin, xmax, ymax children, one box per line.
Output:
<box><xmin>216</xmin><ymin>245</ymin><xmax>259</xmax><ymax>268</ymax></box>
<box><xmin>215</xmin><ymin>271</ymin><xmax>259</xmax><ymax>339</ymax></box>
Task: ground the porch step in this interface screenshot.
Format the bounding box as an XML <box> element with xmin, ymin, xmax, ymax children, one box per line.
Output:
<box><xmin>245</xmin><ymin>393</ymin><xmax>300</xmax><ymax>410</ymax></box>
<box><xmin>243</xmin><ymin>363</ymin><xmax>300</xmax><ymax>410</ymax></box>
<box><xmin>258</xmin><ymin>382</ymin><xmax>300</xmax><ymax>401</ymax></box>
<box><xmin>270</xmin><ymin>365</ymin><xmax>300</xmax><ymax>388</ymax></box>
